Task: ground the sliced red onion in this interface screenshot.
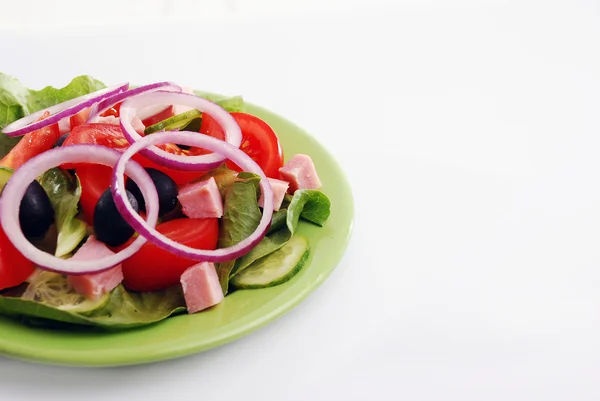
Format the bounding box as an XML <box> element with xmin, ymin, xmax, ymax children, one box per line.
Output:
<box><xmin>0</xmin><ymin>145</ymin><xmax>159</xmax><ymax>275</ymax></box>
<box><xmin>1</xmin><ymin>84</ymin><xmax>129</xmax><ymax>137</ymax></box>
<box><xmin>87</xmin><ymin>82</ymin><xmax>181</xmax><ymax>122</ymax></box>
<box><xmin>112</xmin><ymin>131</ymin><xmax>273</xmax><ymax>262</ymax></box>
<box><xmin>119</xmin><ymin>91</ymin><xmax>242</xmax><ymax>171</ymax></box>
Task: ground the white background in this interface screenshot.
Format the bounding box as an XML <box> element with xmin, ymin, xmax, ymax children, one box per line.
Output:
<box><xmin>1</xmin><ymin>1</ymin><xmax>600</xmax><ymax>400</ymax></box>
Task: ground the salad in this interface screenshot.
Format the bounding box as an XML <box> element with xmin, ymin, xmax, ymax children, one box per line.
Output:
<box><xmin>0</xmin><ymin>75</ymin><xmax>330</xmax><ymax>330</ymax></box>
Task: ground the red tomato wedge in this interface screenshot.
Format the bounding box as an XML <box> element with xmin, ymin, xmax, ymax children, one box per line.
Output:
<box><xmin>62</xmin><ymin>123</ymin><xmax>205</xmax><ymax>184</ymax></box>
<box><xmin>120</xmin><ymin>218</ymin><xmax>219</xmax><ymax>292</ymax></box>
<box><xmin>198</xmin><ymin>112</ymin><xmax>283</xmax><ymax>178</ymax></box>
<box><xmin>69</xmin><ymin>107</ymin><xmax>91</xmax><ymax>130</ymax></box>
<box><xmin>76</xmin><ymin>164</ymin><xmax>112</xmax><ymax>224</ymax></box>
<box><xmin>0</xmin><ymin>111</ymin><xmax>61</xmax><ymax>170</ymax></box>
<box><xmin>0</xmin><ymin>225</ymin><xmax>35</xmax><ymax>290</ymax></box>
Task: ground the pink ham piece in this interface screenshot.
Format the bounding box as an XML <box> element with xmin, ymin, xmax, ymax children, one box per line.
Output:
<box><xmin>278</xmin><ymin>154</ymin><xmax>322</xmax><ymax>192</ymax></box>
<box><xmin>178</xmin><ymin>176</ymin><xmax>223</xmax><ymax>218</ymax></box>
<box><xmin>67</xmin><ymin>236</ymin><xmax>124</xmax><ymax>300</ymax></box>
<box><xmin>259</xmin><ymin>177</ymin><xmax>289</xmax><ymax>211</ymax></box>
<box><xmin>180</xmin><ymin>262</ymin><xmax>224</xmax><ymax>313</ymax></box>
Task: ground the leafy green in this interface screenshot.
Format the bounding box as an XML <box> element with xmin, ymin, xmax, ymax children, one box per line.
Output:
<box><xmin>194</xmin><ymin>92</ymin><xmax>245</xmax><ymax>112</ymax></box>
<box><xmin>38</xmin><ymin>168</ymin><xmax>86</xmax><ymax>257</ymax></box>
<box><xmin>216</xmin><ymin>176</ymin><xmax>262</xmax><ymax>294</ymax></box>
<box><xmin>0</xmin><ymin>74</ymin><xmax>106</xmax><ymax>157</ymax></box>
<box><xmin>232</xmin><ymin>190</ymin><xmax>331</xmax><ymax>278</ymax></box>
<box><xmin>0</xmin><ymin>284</ymin><xmax>186</xmax><ymax>330</ymax></box>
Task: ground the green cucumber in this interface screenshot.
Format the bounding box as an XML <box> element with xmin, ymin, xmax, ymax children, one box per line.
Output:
<box><xmin>144</xmin><ymin>109</ymin><xmax>202</xmax><ymax>135</ymax></box>
<box><xmin>231</xmin><ymin>235</ymin><xmax>309</xmax><ymax>289</ymax></box>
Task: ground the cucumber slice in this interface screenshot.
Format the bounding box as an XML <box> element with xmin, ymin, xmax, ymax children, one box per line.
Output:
<box><xmin>231</xmin><ymin>235</ymin><xmax>310</xmax><ymax>289</ymax></box>
<box><xmin>21</xmin><ymin>270</ymin><xmax>110</xmax><ymax>314</ymax></box>
<box><xmin>144</xmin><ymin>109</ymin><xmax>202</xmax><ymax>135</ymax></box>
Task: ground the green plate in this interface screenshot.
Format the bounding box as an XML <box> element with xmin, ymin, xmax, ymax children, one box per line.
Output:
<box><xmin>0</xmin><ymin>100</ymin><xmax>354</xmax><ymax>367</ymax></box>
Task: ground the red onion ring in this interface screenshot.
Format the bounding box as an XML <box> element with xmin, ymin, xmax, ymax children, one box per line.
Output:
<box><xmin>87</xmin><ymin>82</ymin><xmax>182</xmax><ymax>122</ymax></box>
<box><xmin>0</xmin><ymin>145</ymin><xmax>159</xmax><ymax>275</ymax></box>
<box><xmin>1</xmin><ymin>84</ymin><xmax>129</xmax><ymax>137</ymax></box>
<box><xmin>112</xmin><ymin>131</ymin><xmax>273</xmax><ymax>262</ymax></box>
<box><xmin>119</xmin><ymin>91</ymin><xmax>242</xmax><ymax>171</ymax></box>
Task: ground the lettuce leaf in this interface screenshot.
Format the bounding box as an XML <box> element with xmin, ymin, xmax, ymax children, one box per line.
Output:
<box><xmin>215</xmin><ymin>181</ymin><xmax>331</xmax><ymax>294</ymax></box>
<box><xmin>0</xmin><ymin>284</ymin><xmax>186</xmax><ymax>330</ymax></box>
<box><xmin>0</xmin><ymin>74</ymin><xmax>106</xmax><ymax>157</ymax></box>
<box><xmin>216</xmin><ymin>175</ymin><xmax>262</xmax><ymax>294</ymax></box>
<box><xmin>38</xmin><ymin>168</ymin><xmax>87</xmax><ymax>258</ymax></box>
<box><xmin>232</xmin><ymin>190</ymin><xmax>331</xmax><ymax>277</ymax></box>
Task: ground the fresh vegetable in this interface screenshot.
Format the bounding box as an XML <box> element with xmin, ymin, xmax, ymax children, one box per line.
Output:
<box><xmin>231</xmin><ymin>189</ymin><xmax>331</xmax><ymax>279</ymax></box>
<box><xmin>119</xmin><ymin>91</ymin><xmax>242</xmax><ymax>171</ymax></box>
<box><xmin>2</xmin><ymin>84</ymin><xmax>128</xmax><ymax>137</ymax></box>
<box><xmin>231</xmin><ymin>235</ymin><xmax>309</xmax><ymax>289</ymax></box>
<box><xmin>38</xmin><ymin>168</ymin><xmax>86</xmax><ymax>257</ymax></box>
<box><xmin>0</xmin><ymin>284</ymin><xmax>186</xmax><ymax>329</ymax></box>
<box><xmin>19</xmin><ymin>180</ymin><xmax>54</xmax><ymax>239</ymax></box>
<box><xmin>21</xmin><ymin>270</ymin><xmax>110</xmax><ymax>313</ymax></box>
<box><xmin>0</xmin><ymin>145</ymin><xmax>160</xmax><ymax>275</ymax></box>
<box><xmin>94</xmin><ymin>188</ymin><xmax>139</xmax><ymax>247</ymax></box>
<box><xmin>111</xmin><ymin>131</ymin><xmax>274</xmax><ymax>262</ymax></box>
<box><xmin>126</xmin><ymin>168</ymin><xmax>178</xmax><ymax>216</ymax></box>
<box><xmin>87</xmin><ymin>82</ymin><xmax>180</xmax><ymax>122</ymax></box>
<box><xmin>63</xmin><ymin>123</ymin><xmax>205</xmax><ymax>185</ymax></box>
<box><xmin>0</xmin><ymin>74</ymin><xmax>332</xmax><ymax>329</ymax></box>
<box><xmin>200</xmin><ymin>112</ymin><xmax>284</xmax><ymax>178</ymax></box>
<box><xmin>1</xmin><ymin>111</ymin><xmax>61</xmax><ymax>170</ymax></box>
<box><xmin>0</xmin><ymin>74</ymin><xmax>106</xmax><ymax>156</ymax></box>
<box><xmin>0</xmin><ymin>225</ymin><xmax>35</xmax><ymax>291</ymax></box>
<box><xmin>216</xmin><ymin>175</ymin><xmax>263</xmax><ymax>293</ymax></box>
<box><xmin>144</xmin><ymin>109</ymin><xmax>202</xmax><ymax>135</ymax></box>
<box><xmin>121</xmin><ymin>218</ymin><xmax>219</xmax><ymax>292</ymax></box>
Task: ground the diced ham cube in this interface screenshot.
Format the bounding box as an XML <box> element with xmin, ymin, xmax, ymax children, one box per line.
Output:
<box><xmin>180</xmin><ymin>262</ymin><xmax>224</xmax><ymax>314</ymax></box>
<box><xmin>178</xmin><ymin>177</ymin><xmax>223</xmax><ymax>218</ymax></box>
<box><xmin>259</xmin><ymin>177</ymin><xmax>289</xmax><ymax>211</ymax></box>
<box><xmin>67</xmin><ymin>236</ymin><xmax>124</xmax><ymax>300</ymax></box>
<box><xmin>278</xmin><ymin>154</ymin><xmax>322</xmax><ymax>192</ymax></box>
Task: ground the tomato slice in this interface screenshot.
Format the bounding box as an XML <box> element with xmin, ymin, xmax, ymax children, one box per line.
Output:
<box><xmin>120</xmin><ymin>218</ymin><xmax>219</xmax><ymax>292</ymax></box>
<box><xmin>0</xmin><ymin>111</ymin><xmax>61</xmax><ymax>170</ymax></box>
<box><xmin>101</xmin><ymin>102</ymin><xmax>121</xmax><ymax>118</ymax></box>
<box><xmin>198</xmin><ymin>112</ymin><xmax>283</xmax><ymax>178</ymax></box>
<box><xmin>77</xmin><ymin>164</ymin><xmax>112</xmax><ymax>224</ymax></box>
<box><xmin>63</xmin><ymin>123</ymin><xmax>205</xmax><ymax>184</ymax></box>
<box><xmin>0</xmin><ymin>225</ymin><xmax>35</xmax><ymax>290</ymax></box>
<box><xmin>69</xmin><ymin>107</ymin><xmax>91</xmax><ymax>130</ymax></box>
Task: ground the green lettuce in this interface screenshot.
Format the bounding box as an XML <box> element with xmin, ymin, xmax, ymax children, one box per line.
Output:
<box><xmin>0</xmin><ymin>284</ymin><xmax>186</xmax><ymax>330</ymax></box>
<box><xmin>193</xmin><ymin>91</ymin><xmax>245</xmax><ymax>113</ymax></box>
<box><xmin>232</xmin><ymin>190</ymin><xmax>331</xmax><ymax>277</ymax></box>
<box><xmin>215</xmin><ymin>175</ymin><xmax>331</xmax><ymax>294</ymax></box>
<box><xmin>38</xmin><ymin>168</ymin><xmax>87</xmax><ymax>258</ymax></box>
<box><xmin>216</xmin><ymin>175</ymin><xmax>262</xmax><ymax>294</ymax></box>
<box><xmin>0</xmin><ymin>74</ymin><xmax>106</xmax><ymax>157</ymax></box>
